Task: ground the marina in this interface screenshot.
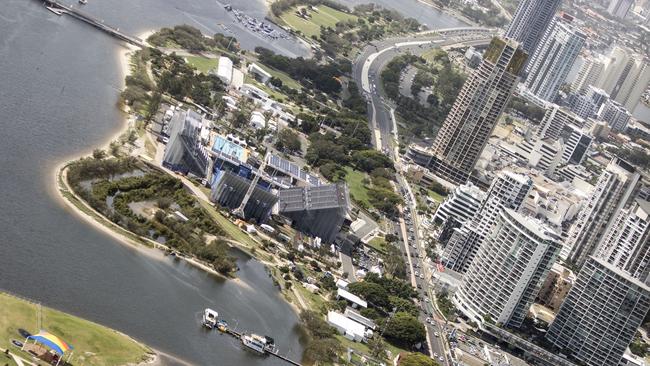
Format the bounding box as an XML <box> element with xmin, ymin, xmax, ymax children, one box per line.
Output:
<box><xmin>225</xmin><ymin>5</ymin><xmax>291</xmax><ymax>41</ymax></box>
<box><xmin>201</xmin><ymin>309</ymin><xmax>302</xmax><ymax>366</ymax></box>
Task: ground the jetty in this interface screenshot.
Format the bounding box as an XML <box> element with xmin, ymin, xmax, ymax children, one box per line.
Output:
<box><xmin>40</xmin><ymin>0</ymin><xmax>147</xmax><ymax>48</ymax></box>
<box><xmin>214</xmin><ymin>321</ymin><xmax>302</xmax><ymax>366</ymax></box>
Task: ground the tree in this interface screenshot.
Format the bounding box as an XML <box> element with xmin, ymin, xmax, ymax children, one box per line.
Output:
<box><xmin>399</xmin><ymin>352</ymin><xmax>440</xmax><ymax>366</ymax></box>
<box><xmin>389</xmin><ymin>296</ymin><xmax>419</xmax><ymax>317</ymax></box>
<box><xmin>269</xmin><ymin>76</ymin><xmax>283</xmax><ymax>88</ymax></box>
<box><xmin>303</xmin><ymin>337</ymin><xmax>343</xmax><ymax>364</ymax></box>
<box><xmin>154</xmin><ymin>198</ymin><xmax>172</xmax><ymax>213</ymax></box>
<box><xmin>382</xmin><ymin>312</ymin><xmax>426</xmax><ymax>347</ymax></box>
<box><xmin>300</xmin><ymin>310</ymin><xmax>336</xmax><ymax>339</ymax></box>
<box><xmin>367</xmin><ymin>335</ymin><xmax>387</xmax><ymax>359</ymax></box>
<box><xmin>347</xmin><ymin>281</ymin><xmax>390</xmax><ymax>309</ymax></box>
<box><xmin>145</xmin><ymin>91</ymin><xmax>162</xmax><ymax>121</ymax></box>
<box><xmin>275</xmin><ymin>129</ymin><xmax>302</xmax><ymax>154</ymax></box>
<box><xmin>231</xmin><ymin>110</ymin><xmax>249</xmax><ymax>129</ymax></box>
<box><xmin>351</xmin><ymin>149</ymin><xmax>394</xmax><ymax>172</ymax></box>
<box><xmin>92</xmin><ymin>149</ymin><xmax>106</xmax><ymax>160</ymax></box>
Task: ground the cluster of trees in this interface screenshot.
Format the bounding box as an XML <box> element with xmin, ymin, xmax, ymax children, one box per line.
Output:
<box><xmin>256</xmin><ymin>47</ymin><xmax>344</xmax><ymax>95</ymax></box>
<box><xmin>150</xmin><ymin>51</ymin><xmax>227</xmax><ymax>109</ymax></box>
<box><xmin>436</xmin><ymin>291</ymin><xmax>457</xmax><ymax>320</ymax></box>
<box><xmin>147</xmin><ymin>25</ymin><xmax>239</xmax><ymax>53</ymax></box>
<box><xmin>352</xmin><ymin>4</ymin><xmax>422</xmax><ymax>37</ymax></box>
<box><xmin>272</xmin><ymin>2</ymin><xmax>421</xmax><ymax>58</ymax></box>
<box><xmin>69</xmin><ymin>158</ymin><xmax>236</xmax><ymax>275</ymax></box>
<box><xmin>456</xmin><ymin>0</ymin><xmax>508</xmax><ymax>27</ymax></box>
<box><xmin>381</xmin><ymin>238</ymin><xmax>408</xmax><ymax>279</ymax></box>
<box><xmin>275</xmin><ymin>129</ymin><xmax>302</xmax><ymax>154</ymax></box>
<box><xmin>381</xmin><ymin>51</ymin><xmax>465</xmax><ymax>137</ymax></box>
<box><xmin>303</xmin><ymin>109</ymin><xmax>373</xmax><ymax>168</ymax></box>
<box><xmin>67</xmin><ymin>156</ymin><xmax>140</xmax><ymax>186</ymax></box>
<box><xmin>382</xmin><ymin>54</ymin><xmax>421</xmax><ymax>99</ymax></box>
<box><xmin>610</xmin><ymin>147</ymin><xmax>650</xmax><ymax>170</ymax></box>
<box><xmin>121</xmin><ymin>49</ymin><xmax>157</xmax><ymax>115</ymax></box>
<box><xmin>312</xmin><ymin>4</ymin><xmax>421</xmax><ymax>56</ymax></box>
<box><xmin>122</xmin><ymin>47</ymin><xmax>228</xmax><ymax>118</ymax></box>
<box><xmin>507</xmin><ymin>96</ymin><xmax>546</xmax><ymax>123</ymax></box>
<box><xmin>366</xmin><ymin>167</ymin><xmax>403</xmax><ymax>216</ymax></box>
<box><xmin>346</xmin><ymin>274</ymin><xmax>425</xmax><ymax>348</ymax></box>
<box><xmin>270</xmin><ymin>0</ymin><xmax>349</xmax><ymax>17</ymax></box>
<box><xmin>400</xmin><ymin>352</ymin><xmax>441</xmax><ymax>366</ymax></box>
<box><xmin>299</xmin><ymin>310</ymin><xmax>344</xmax><ymax>364</ymax></box>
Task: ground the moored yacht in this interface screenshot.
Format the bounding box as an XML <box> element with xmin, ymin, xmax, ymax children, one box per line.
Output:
<box><xmin>241</xmin><ymin>333</ymin><xmax>276</xmax><ymax>354</ymax></box>
<box><xmin>202</xmin><ymin>308</ymin><xmax>218</xmax><ymax>329</ymax></box>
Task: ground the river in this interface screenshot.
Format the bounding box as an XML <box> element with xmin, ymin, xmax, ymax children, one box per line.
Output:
<box><xmin>0</xmin><ymin>0</ymin><xmax>462</xmax><ymax>365</ymax></box>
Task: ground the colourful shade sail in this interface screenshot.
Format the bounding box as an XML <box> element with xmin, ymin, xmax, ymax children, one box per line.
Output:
<box><xmin>27</xmin><ymin>331</ymin><xmax>73</xmax><ymax>355</ymax></box>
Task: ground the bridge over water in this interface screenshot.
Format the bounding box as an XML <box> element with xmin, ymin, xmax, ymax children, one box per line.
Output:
<box><xmin>42</xmin><ymin>0</ymin><xmax>147</xmax><ymax>48</ymax></box>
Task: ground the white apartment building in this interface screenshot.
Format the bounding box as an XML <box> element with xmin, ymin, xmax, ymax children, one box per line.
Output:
<box><xmin>525</xmin><ymin>14</ymin><xmax>587</xmax><ymax>102</ymax></box>
<box><xmin>599</xmin><ymin>99</ymin><xmax>632</xmax><ymax>131</ymax></box>
<box><xmin>596</xmin><ymin>199</ymin><xmax>650</xmax><ymax>282</ymax></box>
<box><xmin>442</xmin><ymin>171</ymin><xmax>533</xmax><ymax>272</ymax></box>
<box><xmin>546</xmin><ymin>257</ymin><xmax>650</xmax><ymax>366</ymax></box>
<box><xmin>563</xmin><ymin>158</ymin><xmax>641</xmax><ymax>266</ymax></box>
<box><xmin>454</xmin><ymin>209</ymin><xmax>561</xmax><ymax>328</ymax></box>
<box><xmin>433</xmin><ymin>182</ymin><xmax>486</xmax><ymax>225</ymax></box>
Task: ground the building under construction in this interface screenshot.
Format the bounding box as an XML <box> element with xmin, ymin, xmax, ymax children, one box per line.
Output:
<box><xmin>162</xmin><ymin>109</ymin><xmax>210</xmax><ymax>177</ymax></box>
<box><xmin>210</xmin><ymin>169</ymin><xmax>279</xmax><ymax>224</ymax></box>
<box><xmin>278</xmin><ymin>183</ymin><xmax>350</xmax><ymax>243</ymax></box>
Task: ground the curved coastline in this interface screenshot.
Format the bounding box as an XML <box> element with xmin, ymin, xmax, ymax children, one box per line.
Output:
<box><xmin>50</xmin><ymin>28</ymin><xmax>304</xmax><ymax>364</ymax></box>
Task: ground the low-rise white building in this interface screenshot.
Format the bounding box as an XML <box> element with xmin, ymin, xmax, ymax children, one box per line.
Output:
<box><xmin>327</xmin><ymin>311</ymin><xmax>372</xmax><ymax>342</ymax></box>
<box><xmin>248</xmin><ymin>63</ymin><xmax>272</xmax><ymax>84</ymax></box>
<box><xmin>241</xmin><ymin>84</ymin><xmax>269</xmax><ymax>102</ymax></box>
<box><xmin>215</xmin><ymin>56</ymin><xmax>233</xmax><ymax>85</ymax></box>
<box><xmin>249</xmin><ymin>111</ymin><xmax>266</xmax><ymax>129</ymax></box>
<box><xmin>433</xmin><ymin>182</ymin><xmax>486</xmax><ymax>225</ymax></box>
<box><xmin>337</xmin><ymin>288</ymin><xmax>367</xmax><ymax>308</ymax></box>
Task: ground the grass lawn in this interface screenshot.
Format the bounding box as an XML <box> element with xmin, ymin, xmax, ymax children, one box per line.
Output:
<box><xmin>427</xmin><ymin>189</ymin><xmax>446</xmax><ymax>203</ymax></box>
<box><xmin>0</xmin><ymin>292</ymin><xmax>150</xmax><ymax>366</ymax></box>
<box><xmin>366</xmin><ymin>237</ymin><xmax>387</xmax><ymax>255</ymax></box>
<box><xmin>256</xmin><ymin>63</ymin><xmax>302</xmax><ymax>90</ymax></box>
<box><xmin>335</xmin><ymin>334</ymin><xmax>408</xmax><ymax>362</ymax></box>
<box><xmin>280</xmin><ymin>5</ymin><xmax>357</xmax><ymax>38</ymax></box>
<box><xmin>185</xmin><ymin>56</ymin><xmax>219</xmax><ymax>74</ymax></box>
<box><xmin>295</xmin><ymin>283</ymin><xmax>328</xmax><ymax>313</ymax></box>
<box><xmin>198</xmin><ymin>200</ymin><xmax>258</xmax><ymax>249</ymax></box>
<box><xmin>344</xmin><ymin>167</ymin><xmax>370</xmax><ymax>206</ymax></box>
<box><xmin>244</xmin><ymin>76</ymin><xmax>287</xmax><ymax>102</ymax></box>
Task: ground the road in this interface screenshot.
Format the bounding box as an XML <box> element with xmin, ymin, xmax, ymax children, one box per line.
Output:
<box><xmin>351</xmin><ymin>28</ymin><xmax>494</xmax><ymax>364</ymax></box>
<box><xmin>352</xmin><ymin>27</ymin><xmax>494</xmax><ymax>154</ymax></box>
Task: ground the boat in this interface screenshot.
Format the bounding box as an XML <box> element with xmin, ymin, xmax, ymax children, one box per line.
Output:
<box><xmin>79</xmin><ymin>0</ymin><xmax>88</xmax><ymax>4</ymax></box>
<box><xmin>202</xmin><ymin>308</ymin><xmax>218</xmax><ymax>329</ymax></box>
<box><xmin>216</xmin><ymin>320</ymin><xmax>229</xmax><ymax>332</ymax></box>
<box><xmin>241</xmin><ymin>333</ymin><xmax>276</xmax><ymax>354</ymax></box>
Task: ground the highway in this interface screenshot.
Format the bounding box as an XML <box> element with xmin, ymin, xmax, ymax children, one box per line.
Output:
<box><xmin>351</xmin><ymin>28</ymin><xmax>494</xmax><ymax>364</ymax></box>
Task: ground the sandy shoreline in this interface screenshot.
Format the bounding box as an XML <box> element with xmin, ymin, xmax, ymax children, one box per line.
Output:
<box><xmin>51</xmin><ymin>26</ymin><xmax>307</xmax><ymax>363</ymax></box>
<box><xmin>48</xmin><ymin>29</ymin><xmax>192</xmax><ymax>366</ymax></box>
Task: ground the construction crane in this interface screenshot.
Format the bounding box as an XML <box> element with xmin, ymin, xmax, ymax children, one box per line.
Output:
<box><xmin>232</xmin><ymin>154</ymin><xmax>268</xmax><ymax>218</ymax></box>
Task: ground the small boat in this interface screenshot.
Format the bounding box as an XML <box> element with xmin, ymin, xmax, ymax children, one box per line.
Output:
<box><xmin>79</xmin><ymin>0</ymin><xmax>87</xmax><ymax>4</ymax></box>
<box><xmin>202</xmin><ymin>308</ymin><xmax>218</xmax><ymax>329</ymax></box>
<box><xmin>241</xmin><ymin>333</ymin><xmax>276</xmax><ymax>354</ymax></box>
<box><xmin>216</xmin><ymin>320</ymin><xmax>229</xmax><ymax>332</ymax></box>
